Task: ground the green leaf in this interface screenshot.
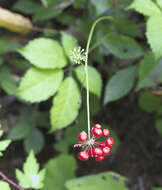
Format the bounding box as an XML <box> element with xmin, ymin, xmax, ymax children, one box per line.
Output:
<box><xmin>156</xmin><ymin>0</ymin><xmax>162</xmax><ymax>9</ymax></box>
<box><xmin>18</xmin><ymin>38</ymin><xmax>67</xmax><ymax>69</ymax></box>
<box><xmin>146</xmin><ymin>15</ymin><xmax>162</xmax><ymax>59</ymax></box>
<box><xmin>34</xmin><ymin>8</ymin><xmax>62</xmax><ymax>22</ymax></box>
<box><xmin>24</xmin><ymin>128</ymin><xmax>45</xmax><ymax>154</ymax></box>
<box><xmin>0</xmin><ymin>181</ymin><xmax>11</xmax><ymax>190</ymax></box>
<box><xmin>136</xmin><ymin>52</ymin><xmax>157</xmax><ymax>90</ymax></box>
<box><xmin>16</xmin><ymin>67</ymin><xmax>63</xmax><ymax>103</ymax></box>
<box><xmin>155</xmin><ymin>119</ymin><xmax>162</xmax><ymax>135</ymax></box>
<box><xmin>104</xmin><ymin>66</ymin><xmax>137</xmax><ymax>104</ymax></box>
<box><xmin>16</xmin><ymin>150</ymin><xmax>46</xmax><ymax>189</ymax></box>
<box><xmin>128</xmin><ymin>0</ymin><xmax>161</xmax><ymax>16</ymax></box>
<box><xmin>138</xmin><ymin>92</ymin><xmax>162</xmax><ymax>114</ymax></box>
<box><xmin>42</xmin><ymin>154</ymin><xmax>77</xmax><ymax>190</ymax></box>
<box><xmin>61</xmin><ymin>32</ymin><xmax>78</xmax><ymax>63</ymax></box>
<box><xmin>75</xmin><ymin>65</ymin><xmax>102</xmax><ymax>97</ymax></box>
<box><xmin>0</xmin><ymin>40</ymin><xmax>21</xmax><ymax>54</ymax></box>
<box><xmin>66</xmin><ymin>172</ymin><xmax>127</xmax><ymax>190</ymax></box>
<box><xmin>103</xmin><ymin>34</ymin><xmax>143</xmax><ymax>59</ymax></box>
<box><xmin>0</xmin><ymin>73</ymin><xmax>17</xmax><ymax>95</ymax></box>
<box><xmin>90</xmin><ymin>0</ymin><xmax>112</xmax><ymax>15</ymax></box>
<box><xmin>153</xmin><ymin>187</ymin><xmax>162</xmax><ymax>190</ymax></box>
<box><xmin>50</xmin><ymin>77</ymin><xmax>81</xmax><ymax>132</ymax></box>
<box><xmin>8</xmin><ymin>119</ymin><xmax>33</xmax><ymax>140</ymax></box>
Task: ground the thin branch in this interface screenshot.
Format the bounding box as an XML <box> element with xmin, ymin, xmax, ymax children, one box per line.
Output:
<box><xmin>0</xmin><ymin>172</ymin><xmax>24</xmax><ymax>190</ymax></box>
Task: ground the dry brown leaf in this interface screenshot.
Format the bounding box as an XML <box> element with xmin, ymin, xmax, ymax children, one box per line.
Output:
<box><xmin>0</xmin><ymin>7</ymin><xmax>33</xmax><ymax>34</ymax></box>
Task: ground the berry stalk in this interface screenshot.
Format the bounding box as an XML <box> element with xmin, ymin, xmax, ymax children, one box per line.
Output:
<box><xmin>85</xmin><ymin>16</ymin><xmax>113</xmax><ymax>140</ymax></box>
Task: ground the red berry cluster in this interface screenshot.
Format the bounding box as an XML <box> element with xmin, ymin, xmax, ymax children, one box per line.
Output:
<box><xmin>74</xmin><ymin>124</ymin><xmax>114</xmax><ymax>162</ymax></box>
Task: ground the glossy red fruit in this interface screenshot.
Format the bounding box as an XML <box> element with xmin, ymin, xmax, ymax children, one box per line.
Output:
<box><xmin>95</xmin><ymin>155</ymin><xmax>105</xmax><ymax>162</ymax></box>
<box><xmin>98</xmin><ymin>142</ymin><xmax>105</xmax><ymax>148</ymax></box>
<box><xmin>87</xmin><ymin>148</ymin><xmax>94</xmax><ymax>157</ymax></box>
<box><xmin>105</xmin><ymin>137</ymin><xmax>114</xmax><ymax>148</ymax></box>
<box><xmin>78</xmin><ymin>131</ymin><xmax>87</xmax><ymax>142</ymax></box>
<box><xmin>93</xmin><ymin>148</ymin><xmax>103</xmax><ymax>156</ymax></box>
<box><xmin>102</xmin><ymin>129</ymin><xmax>109</xmax><ymax>137</ymax></box>
<box><xmin>94</xmin><ymin>124</ymin><xmax>102</xmax><ymax>129</ymax></box>
<box><xmin>92</xmin><ymin>127</ymin><xmax>102</xmax><ymax>137</ymax></box>
<box><xmin>102</xmin><ymin>147</ymin><xmax>111</xmax><ymax>156</ymax></box>
<box><xmin>78</xmin><ymin>152</ymin><xmax>89</xmax><ymax>161</ymax></box>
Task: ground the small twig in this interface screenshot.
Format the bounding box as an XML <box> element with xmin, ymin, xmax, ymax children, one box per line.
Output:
<box><xmin>0</xmin><ymin>172</ymin><xmax>24</xmax><ymax>190</ymax></box>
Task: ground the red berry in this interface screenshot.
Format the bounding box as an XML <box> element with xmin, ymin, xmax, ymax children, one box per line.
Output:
<box><xmin>95</xmin><ymin>155</ymin><xmax>104</xmax><ymax>162</ymax></box>
<box><xmin>98</xmin><ymin>142</ymin><xmax>105</xmax><ymax>148</ymax></box>
<box><xmin>87</xmin><ymin>148</ymin><xmax>94</xmax><ymax>157</ymax></box>
<box><xmin>93</xmin><ymin>148</ymin><xmax>103</xmax><ymax>156</ymax></box>
<box><xmin>105</xmin><ymin>137</ymin><xmax>114</xmax><ymax>148</ymax></box>
<box><xmin>94</xmin><ymin>124</ymin><xmax>102</xmax><ymax>129</ymax></box>
<box><xmin>102</xmin><ymin>147</ymin><xmax>111</xmax><ymax>156</ymax></box>
<box><xmin>102</xmin><ymin>129</ymin><xmax>109</xmax><ymax>137</ymax></box>
<box><xmin>78</xmin><ymin>152</ymin><xmax>89</xmax><ymax>161</ymax></box>
<box><xmin>78</xmin><ymin>131</ymin><xmax>87</xmax><ymax>142</ymax></box>
<box><xmin>92</xmin><ymin>127</ymin><xmax>102</xmax><ymax>137</ymax></box>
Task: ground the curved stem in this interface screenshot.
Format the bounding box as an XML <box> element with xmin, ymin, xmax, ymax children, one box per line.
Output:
<box><xmin>85</xmin><ymin>16</ymin><xmax>113</xmax><ymax>140</ymax></box>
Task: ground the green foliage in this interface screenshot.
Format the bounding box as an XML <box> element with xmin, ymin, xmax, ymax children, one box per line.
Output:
<box><xmin>153</xmin><ymin>187</ymin><xmax>162</xmax><ymax>190</ymax></box>
<box><xmin>104</xmin><ymin>66</ymin><xmax>137</xmax><ymax>104</ymax></box>
<box><xmin>66</xmin><ymin>172</ymin><xmax>128</xmax><ymax>190</ymax></box>
<box><xmin>146</xmin><ymin>16</ymin><xmax>162</xmax><ymax>59</ymax></box>
<box><xmin>155</xmin><ymin>119</ymin><xmax>162</xmax><ymax>135</ymax></box>
<box><xmin>16</xmin><ymin>67</ymin><xmax>63</xmax><ymax>102</ymax></box>
<box><xmin>0</xmin><ymin>40</ymin><xmax>21</xmax><ymax>54</ymax></box>
<box><xmin>16</xmin><ymin>151</ymin><xmax>46</xmax><ymax>189</ymax></box>
<box><xmin>18</xmin><ymin>38</ymin><xmax>67</xmax><ymax>69</ymax></box>
<box><xmin>61</xmin><ymin>32</ymin><xmax>78</xmax><ymax>62</ymax></box>
<box><xmin>0</xmin><ymin>124</ymin><xmax>11</xmax><ymax>157</ymax></box>
<box><xmin>50</xmin><ymin>77</ymin><xmax>81</xmax><ymax>132</ymax></box>
<box><xmin>103</xmin><ymin>34</ymin><xmax>143</xmax><ymax>59</ymax></box>
<box><xmin>42</xmin><ymin>154</ymin><xmax>77</xmax><ymax>190</ymax></box>
<box><xmin>138</xmin><ymin>92</ymin><xmax>162</xmax><ymax>114</ymax></box>
<box><xmin>0</xmin><ymin>181</ymin><xmax>11</xmax><ymax>190</ymax></box>
<box><xmin>128</xmin><ymin>0</ymin><xmax>161</xmax><ymax>16</ymax></box>
<box><xmin>90</xmin><ymin>0</ymin><xmax>112</xmax><ymax>15</ymax></box>
<box><xmin>24</xmin><ymin>128</ymin><xmax>44</xmax><ymax>154</ymax></box>
<box><xmin>75</xmin><ymin>65</ymin><xmax>102</xmax><ymax>97</ymax></box>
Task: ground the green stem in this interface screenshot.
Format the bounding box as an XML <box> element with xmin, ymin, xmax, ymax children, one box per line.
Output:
<box><xmin>85</xmin><ymin>16</ymin><xmax>113</xmax><ymax>140</ymax></box>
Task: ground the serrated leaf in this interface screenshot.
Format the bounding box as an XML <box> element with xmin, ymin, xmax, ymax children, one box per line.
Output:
<box><xmin>50</xmin><ymin>77</ymin><xmax>81</xmax><ymax>132</ymax></box>
<box><xmin>0</xmin><ymin>181</ymin><xmax>11</xmax><ymax>190</ymax></box>
<box><xmin>155</xmin><ymin>119</ymin><xmax>162</xmax><ymax>135</ymax></box>
<box><xmin>61</xmin><ymin>32</ymin><xmax>78</xmax><ymax>63</ymax></box>
<box><xmin>138</xmin><ymin>92</ymin><xmax>162</xmax><ymax>114</ymax></box>
<box><xmin>104</xmin><ymin>66</ymin><xmax>137</xmax><ymax>104</ymax></box>
<box><xmin>42</xmin><ymin>154</ymin><xmax>77</xmax><ymax>190</ymax></box>
<box><xmin>75</xmin><ymin>65</ymin><xmax>102</xmax><ymax>97</ymax></box>
<box><xmin>18</xmin><ymin>38</ymin><xmax>67</xmax><ymax>69</ymax></box>
<box><xmin>17</xmin><ymin>67</ymin><xmax>63</xmax><ymax>103</ymax></box>
<box><xmin>66</xmin><ymin>172</ymin><xmax>127</xmax><ymax>190</ymax></box>
<box><xmin>24</xmin><ymin>128</ymin><xmax>44</xmax><ymax>154</ymax></box>
<box><xmin>146</xmin><ymin>15</ymin><xmax>162</xmax><ymax>59</ymax></box>
<box><xmin>16</xmin><ymin>150</ymin><xmax>45</xmax><ymax>189</ymax></box>
<box><xmin>128</xmin><ymin>0</ymin><xmax>161</xmax><ymax>16</ymax></box>
<box><xmin>136</xmin><ymin>54</ymin><xmax>162</xmax><ymax>90</ymax></box>
<box><xmin>103</xmin><ymin>34</ymin><xmax>143</xmax><ymax>59</ymax></box>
